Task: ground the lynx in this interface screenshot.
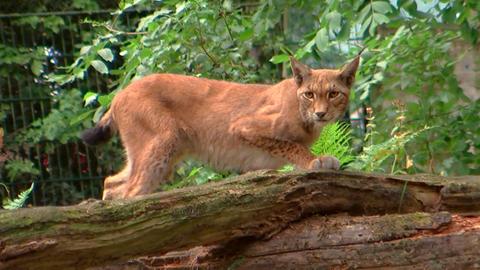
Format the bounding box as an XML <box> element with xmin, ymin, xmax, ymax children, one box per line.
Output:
<box><xmin>81</xmin><ymin>56</ymin><xmax>360</xmax><ymax>199</ymax></box>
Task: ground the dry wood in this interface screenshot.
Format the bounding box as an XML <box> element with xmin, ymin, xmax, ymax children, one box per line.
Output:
<box><xmin>129</xmin><ymin>212</ymin><xmax>480</xmax><ymax>269</ymax></box>
<box><xmin>0</xmin><ymin>170</ymin><xmax>479</xmax><ymax>270</ymax></box>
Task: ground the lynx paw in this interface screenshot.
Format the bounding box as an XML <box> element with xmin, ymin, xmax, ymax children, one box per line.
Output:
<box><xmin>308</xmin><ymin>156</ymin><xmax>340</xmax><ymax>170</ymax></box>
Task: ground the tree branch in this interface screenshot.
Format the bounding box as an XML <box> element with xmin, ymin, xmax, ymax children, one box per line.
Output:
<box><xmin>103</xmin><ymin>24</ymin><xmax>148</xmax><ymax>35</ymax></box>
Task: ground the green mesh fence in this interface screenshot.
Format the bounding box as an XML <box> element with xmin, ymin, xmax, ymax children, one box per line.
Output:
<box><xmin>0</xmin><ymin>10</ymin><xmax>132</xmax><ymax>206</ymax></box>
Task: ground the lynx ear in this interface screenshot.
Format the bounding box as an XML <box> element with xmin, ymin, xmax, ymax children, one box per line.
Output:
<box><xmin>339</xmin><ymin>55</ymin><xmax>360</xmax><ymax>88</ymax></box>
<box><xmin>290</xmin><ymin>56</ymin><xmax>312</xmax><ymax>86</ymax></box>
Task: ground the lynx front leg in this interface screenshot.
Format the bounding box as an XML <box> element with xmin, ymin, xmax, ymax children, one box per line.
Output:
<box><xmin>234</xmin><ymin>120</ymin><xmax>340</xmax><ymax>170</ymax></box>
<box><xmin>240</xmin><ymin>135</ymin><xmax>339</xmax><ymax>170</ymax></box>
<box><xmin>308</xmin><ymin>155</ymin><xmax>340</xmax><ymax>170</ymax></box>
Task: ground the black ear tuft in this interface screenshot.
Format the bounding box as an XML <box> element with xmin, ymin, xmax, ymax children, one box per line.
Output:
<box><xmin>339</xmin><ymin>55</ymin><xmax>360</xmax><ymax>88</ymax></box>
<box><xmin>289</xmin><ymin>56</ymin><xmax>312</xmax><ymax>86</ymax></box>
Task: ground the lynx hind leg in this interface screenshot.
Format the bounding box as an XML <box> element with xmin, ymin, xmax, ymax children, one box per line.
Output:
<box><xmin>102</xmin><ymin>163</ymin><xmax>131</xmax><ymax>200</ymax></box>
<box><xmin>123</xmin><ymin>130</ymin><xmax>181</xmax><ymax>198</ymax></box>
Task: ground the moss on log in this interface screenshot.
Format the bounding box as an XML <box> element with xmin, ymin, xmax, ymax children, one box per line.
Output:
<box><xmin>0</xmin><ymin>170</ymin><xmax>479</xmax><ymax>269</ymax></box>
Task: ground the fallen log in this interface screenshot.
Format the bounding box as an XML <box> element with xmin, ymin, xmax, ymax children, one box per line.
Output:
<box><xmin>0</xmin><ymin>170</ymin><xmax>479</xmax><ymax>269</ymax></box>
<box><xmin>127</xmin><ymin>212</ymin><xmax>480</xmax><ymax>269</ymax></box>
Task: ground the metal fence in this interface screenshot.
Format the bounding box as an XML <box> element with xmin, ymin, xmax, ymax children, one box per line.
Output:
<box><xmin>0</xmin><ymin>10</ymin><xmax>125</xmax><ymax>206</ymax></box>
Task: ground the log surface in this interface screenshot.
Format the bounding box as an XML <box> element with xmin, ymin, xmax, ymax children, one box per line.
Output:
<box><xmin>0</xmin><ymin>170</ymin><xmax>479</xmax><ymax>269</ymax></box>
<box><xmin>129</xmin><ymin>212</ymin><xmax>480</xmax><ymax>269</ymax></box>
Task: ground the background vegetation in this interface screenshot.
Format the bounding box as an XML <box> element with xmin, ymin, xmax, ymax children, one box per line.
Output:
<box><xmin>1</xmin><ymin>0</ymin><xmax>479</xmax><ymax>206</ymax></box>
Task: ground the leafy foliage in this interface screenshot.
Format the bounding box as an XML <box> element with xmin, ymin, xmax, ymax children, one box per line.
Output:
<box><xmin>0</xmin><ymin>0</ymin><xmax>120</xmax><ymax>205</ymax></box>
<box><xmin>15</xmin><ymin>90</ymin><xmax>88</xmax><ymax>145</ymax></box>
<box><xmin>0</xmin><ymin>0</ymin><xmax>113</xmax><ymax>14</ymax></box>
<box><xmin>2</xmin><ymin>182</ymin><xmax>35</xmax><ymax>210</ymax></box>
<box><xmin>2</xmin><ymin>0</ymin><xmax>479</xmax><ymax>203</ymax></box>
<box><xmin>279</xmin><ymin>121</ymin><xmax>355</xmax><ymax>173</ymax></box>
<box><xmin>52</xmin><ymin>0</ymin><xmax>478</xmax><ymax>179</ymax></box>
<box><xmin>162</xmin><ymin>160</ymin><xmax>234</xmax><ymax>191</ymax></box>
<box><xmin>349</xmin><ymin>129</ymin><xmax>428</xmax><ymax>173</ymax></box>
<box><xmin>311</xmin><ymin>122</ymin><xmax>355</xmax><ymax>167</ymax></box>
<box><xmin>5</xmin><ymin>159</ymin><xmax>40</xmax><ymax>182</ymax></box>
<box><xmin>355</xmin><ymin>25</ymin><xmax>479</xmax><ymax>175</ymax></box>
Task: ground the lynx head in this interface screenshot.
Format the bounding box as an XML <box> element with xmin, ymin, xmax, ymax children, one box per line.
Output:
<box><xmin>290</xmin><ymin>55</ymin><xmax>360</xmax><ymax>128</ymax></box>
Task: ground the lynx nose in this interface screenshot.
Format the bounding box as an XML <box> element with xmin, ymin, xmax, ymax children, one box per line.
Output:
<box><xmin>315</xmin><ymin>112</ymin><xmax>326</xmax><ymax>119</ymax></box>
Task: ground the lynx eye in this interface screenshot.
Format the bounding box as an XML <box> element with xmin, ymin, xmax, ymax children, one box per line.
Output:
<box><xmin>303</xmin><ymin>92</ymin><xmax>314</xmax><ymax>99</ymax></box>
<box><xmin>328</xmin><ymin>91</ymin><xmax>340</xmax><ymax>99</ymax></box>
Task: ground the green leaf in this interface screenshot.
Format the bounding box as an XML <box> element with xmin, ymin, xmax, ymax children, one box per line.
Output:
<box><xmin>270</xmin><ymin>54</ymin><xmax>290</xmax><ymax>64</ymax></box>
<box><xmin>176</xmin><ymin>2</ymin><xmax>187</xmax><ymax>15</ymax></box>
<box><xmin>98</xmin><ymin>94</ymin><xmax>113</xmax><ymax>107</ymax></box>
<box><xmin>303</xmin><ymin>38</ymin><xmax>316</xmax><ymax>52</ymax></box>
<box><xmin>74</xmin><ymin>69</ymin><xmax>85</xmax><ymax>79</ymax></box>
<box><xmin>118</xmin><ymin>0</ymin><xmax>145</xmax><ymax>12</ymax></box>
<box><xmin>311</xmin><ymin>122</ymin><xmax>354</xmax><ymax>166</ymax></box>
<box><xmin>314</xmin><ymin>28</ymin><xmax>329</xmax><ymax>51</ymax></box>
<box><xmin>79</xmin><ymin>45</ymin><xmax>91</xmax><ymax>55</ymax></box>
<box><xmin>83</xmin><ymin>92</ymin><xmax>98</xmax><ymax>106</ymax></box>
<box><xmin>93</xmin><ymin>106</ymin><xmax>107</xmax><ymax>123</ymax></box>
<box><xmin>353</xmin><ymin>0</ymin><xmax>366</xmax><ymax>11</ymax></box>
<box><xmin>359</xmin><ymin>16</ymin><xmax>372</xmax><ymax>35</ymax></box>
<box><xmin>3</xmin><ymin>182</ymin><xmax>34</xmax><ymax>210</ymax></box>
<box><xmin>326</xmin><ymin>11</ymin><xmax>342</xmax><ymax>33</ymax></box>
<box><xmin>70</xmin><ymin>109</ymin><xmax>95</xmax><ymax>126</ymax></box>
<box><xmin>349</xmin><ymin>128</ymin><xmax>431</xmax><ymax>172</ymax></box>
<box><xmin>223</xmin><ymin>0</ymin><xmax>233</xmax><ymax>11</ymax></box>
<box><xmin>97</xmin><ymin>48</ymin><xmax>114</xmax><ymax>62</ymax></box>
<box><xmin>360</xmin><ymin>88</ymin><xmax>370</xmax><ymax>100</ymax></box>
<box><xmin>90</xmin><ymin>60</ymin><xmax>109</xmax><ymax>74</ymax></box>
<box><xmin>358</xmin><ymin>4</ymin><xmax>372</xmax><ymax>23</ymax></box>
<box><xmin>137</xmin><ymin>9</ymin><xmax>171</xmax><ymax>31</ymax></box>
<box><xmin>373</xmin><ymin>13</ymin><xmax>390</xmax><ymax>25</ymax></box>
<box><xmin>277</xmin><ymin>164</ymin><xmax>295</xmax><ymax>173</ymax></box>
<box><xmin>369</xmin><ymin>19</ymin><xmax>379</xmax><ymax>36</ymax></box>
<box><xmin>31</xmin><ymin>60</ymin><xmax>43</xmax><ymax>76</ymax></box>
<box><xmin>294</xmin><ymin>48</ymin><xmax>308</xmax><ymax>59</ymax></box>
<box><xmin>371</xmin><ymin>1</ymin><xmax>392</xmax><ymax>14</ymax></box>
<box><xmin>5</xmin><ymin>159</ymin><xmax>40</xmax><ymax>181</ymax></box>
<box><xmin>337</xmin><ymin>20</ymin><xmax>351</xmax><ymax>40</ymax></box>
<box><xmin>238</xmin><ymin>28</ymin><xmax>253</xmax><ymax>41</ymax></box>
<box><xmin>43</xmin><ymin>16</ymin><xmax>65</xmax><ymax>34</ymax></box>
<box><xmin>376</xmin><ymin>61</ymin><xmax>388</xmax><ymax>70</ymax></box>
<box><xmin>373</xmin><ymin>72</ymin><xmax>384</xmax><ymax>81</ymax></box>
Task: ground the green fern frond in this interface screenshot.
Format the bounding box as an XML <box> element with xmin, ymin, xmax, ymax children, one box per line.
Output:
<box><xmin>348</xmin><ymin>127</ymin><xmax>431</xmax><ymax>172</ymax></box>
<box><xmin>277</xmin><ymin>164</ymin><xmax>295</xmax><ymax>173</ymax></box>
<box><xmin>163</xmin><ymin>161</ymin><xmax>231</xmax><ymax>191</ymax></box>
<box><xmin>279</xmin><ymin>121</ymin><xmax>354</xmax><ymax>172</ymax></box>
<box><xmin>311</xmin><ymin>122</ymin><xmax>355</xmax><ymax>166</ymax></box>
<box><xmin>3</xmin><ymin>182</ymin><xmax>34</xmax><ymax>210</ymax></box>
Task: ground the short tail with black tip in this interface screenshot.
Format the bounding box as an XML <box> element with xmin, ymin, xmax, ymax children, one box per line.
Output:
<box><xmin>80</xmin><ymin>110</ymin><xmax>116</xmax><ymax>145</ymax></box>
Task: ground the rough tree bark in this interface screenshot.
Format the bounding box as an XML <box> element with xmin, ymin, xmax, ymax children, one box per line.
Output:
<box><xmin>0</xmin><ymin>170</ymin><xmax>479</xmax><ymax>270</ymax></box>
<box><xmin>124</xmin><ymin>212</ymin><xmax>480</xmax><ymax>270</ymax></box>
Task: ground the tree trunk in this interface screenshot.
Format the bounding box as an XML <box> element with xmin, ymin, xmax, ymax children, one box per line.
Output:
<box><xmin>124</xmin><ymin>212</ymin><xmax>480</xmax><ymax>270</ymax></box>
<box><xmin>0</xmin><ymin>170</ymin><xmax>479</xmax><ymax>270</ymax></box>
